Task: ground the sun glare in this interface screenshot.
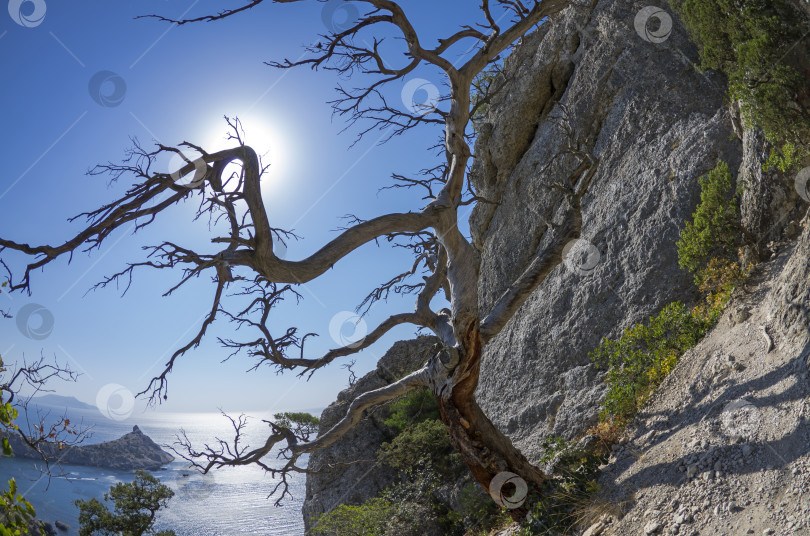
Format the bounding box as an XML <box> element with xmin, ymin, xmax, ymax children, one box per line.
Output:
<box><xmin>210</xmin><ymin>117</ymin><xmax>288</xmax><ymax>187</ymax></box>
<box><xmin>166</xmin><ymin>116</ymin><xmax>290</xmax><ymax>194</ymax></box>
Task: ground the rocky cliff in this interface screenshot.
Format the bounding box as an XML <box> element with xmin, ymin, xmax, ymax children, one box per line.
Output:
<box><xmin>5</xmin><ymin>425</ymin><xmax>174</xmax><ymax>471</ymax></box>
<box><xmin>469</xmin><ymin>0</ymin><xmax>746</xmax><ymax>460</ymax></box>
<box><xmin>303</xmin><ymin>0</ymin><xmax>809</xmax><ymax>531</ymax></box>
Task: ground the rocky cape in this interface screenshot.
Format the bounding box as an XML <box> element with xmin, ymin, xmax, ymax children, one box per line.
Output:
<box><xmin>5</xmin><ymin>425</ymin><xmax>174</xmax><ymax>471</ymax></box>
<box><xmin>302</xmin><ymin>0</ymin><xmax>810</xmax><ymax>533</ymax></box>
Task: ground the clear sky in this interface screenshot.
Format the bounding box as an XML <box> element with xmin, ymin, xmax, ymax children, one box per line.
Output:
<box><xmin>0</xmin><ymin>1</ymin><xmax>504</xmax><ymax>418</ymax></box>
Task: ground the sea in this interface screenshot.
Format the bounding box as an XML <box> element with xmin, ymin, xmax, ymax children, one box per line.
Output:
<box><xmin>0</xmin><ymin>402</ymin><xmax>312</xmax><ymax>536</ymax></box>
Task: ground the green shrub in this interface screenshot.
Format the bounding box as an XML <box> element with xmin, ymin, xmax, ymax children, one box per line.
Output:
<box><xmin>693</xmin><ymin>257</ymin><xmax>747</xmax><ymax>325</ymax></box>
<box><xmin>377</xmin><ymin>419</ymin><xmax>455</xmax><ymax>474</ymax></box>
<box><xmin>380</xmin><ymin>500</ymin><xmax>444</xmax><ymax>536</ymax></box>
<box><xmin>311</xmin><ymin>498</ymin><xmax>394</xmax><ymax>536</ymax></box>
<box><xmin>672</xmin><ymin>0</ymin><xmax>810</xmax><ymax>160</ymax></box>
<box><xmin>383</xmin><ymin>387</ymin><xmax>440</xmax><ymax>434</ymax></box>
<box><xmin>1</xmin><ymin>477</ymin><xmax>37</xmax><ymax>536</ymax></box>
<box><xmin>313</xmin><ymin>464</ymin><xmax>468</xmax><ymax>536</ymax></box>
<box><xmin>764</xmin><ymin>140</ymin><xmax>806</xmax><ymax>174</ymax></box>
<box><xmin>314</xmin><ymin>389</ymin><xmax>467</xmax><ymax>536</ymax></box>
<box><xmin>591</xmin><ymin>302</ymin><xmax>713</xmax><ymax>422</ymax></box>
<box><xmin>75</xmin><ymin>470</ymin><xmax>176</xmax><ymax>536</ymax></box>
<box><xmin>1</xmin><ymin>356</ymin><xmax>37</xmax><ymax>536</ymax></box>
<box><xmin>1</xmin><ymin>357</ymin><xmax>20</xmax><ymax>457</ymax></box>
<box><xmin>453</xmin><ymin>483</ymin><xmax>508</xmax><ymax>531</ymax></box>
<box><xmin>677</xmin><ymin>161</ymin><xmax>741</xmax><ymax>284</ymax></box>
<box><xmin>322</xmin><ymin>387</ymin><xmax>511</xmax><ymax>536</ymax></box>
<box><xmin>379</xmin><ymin>464</ymin><xmax>462</xmax><ymax>536</ymax></box>
<box><xmin>272</xmin><ymin>411</ymin><xmax>319</xmax><ymax>440</ymax></box>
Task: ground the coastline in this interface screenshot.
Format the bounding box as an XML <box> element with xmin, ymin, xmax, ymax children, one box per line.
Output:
<box><xmin>1</xmin><ymin>411</ymin><xmax>308</xmax><ymax>536</ymax></box>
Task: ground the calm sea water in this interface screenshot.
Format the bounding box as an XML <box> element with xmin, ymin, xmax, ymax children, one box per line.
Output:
<box><xmin>0</xmin><ymin>406</ymin><xmax>310</xmax><ymax>536</ymax></box>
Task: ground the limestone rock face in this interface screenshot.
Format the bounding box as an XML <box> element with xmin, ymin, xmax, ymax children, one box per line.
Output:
<box><xmin>302</xmin><ymin>336</ymin><xmax>438</xmax><ymax>531</ymax></box>
<box><xmin>767</xmin><ymin>212</ymin><xmax>810</xmax><ymax>339</ymax></box>
<box><xmin>5</xmin><ymin>425</ymin><xmax>174</xmax><ymax>471</ymax></box>
<box><xmin>302</xmin><ymin>0</ymin><xmax>808</xmax><ymax>527</ymax></box>
<box><xmin>738</xmin><ymin>125</ymin><xmax>806</xmax><ymax>268</ymax></box>
<box><xmin>470</xmin><ymin>0</ymin><xmax>740</xmax><ymax>461</ymax></box>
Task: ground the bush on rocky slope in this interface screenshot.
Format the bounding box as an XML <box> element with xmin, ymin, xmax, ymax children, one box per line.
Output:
<box><xmin>310</xmin><ymin>497</ymin><xmax>394</xmax><ymax>536</ymax></box>
<box><xmin>312</xmin><ymin>387</ymin><xmax>510</xmax><ymax>536</ymax></box>
<box><xmin>594</xmin><ymin>160</ymin><xmax>753</xmax><ymax>424</ymax></box>
<box><xmin>672</xmin><ymin>0</ymin><xmax>810</xmax><ymax>170</ymax></box>
<box><xmin>377</xmin><ymin>419</ymin><xmax>457</xmax><ymax>476</ymax></box>
<box><xmin>591</xmin><ymin>302</ymin><xmax>715</xmax><ymax>423</ymax></box>
<box><xmin>516</xmin><ymin>437</ymin><xmax>606</xmax><ymax>536</ymax></box>
<box><xmin>676</xmin><ymin>161</ymin><xmax>743</xmax><ymax>285</ymax></box>
<box><xmin>382</xmin><ymin>387</ymin><xmax>440</xmax><ymax>434</ymax></box>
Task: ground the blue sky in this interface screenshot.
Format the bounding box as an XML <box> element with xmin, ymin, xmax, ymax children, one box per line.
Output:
<box><xmin>0</xmin><ymin>1</ymin><xmax>499</xmax><ymax>418</ymax></box>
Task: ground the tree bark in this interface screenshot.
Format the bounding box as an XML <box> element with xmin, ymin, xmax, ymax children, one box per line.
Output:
<box><xmin>433</xmin><ymin>323</ymin><xmax>548</xmax><ymax>518</ymax></box>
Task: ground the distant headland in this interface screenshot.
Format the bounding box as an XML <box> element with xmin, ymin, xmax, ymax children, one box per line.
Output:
<box><xmin>4</xmin><ymin>425</ymin><xmax>174</xmax><ymax>471</ymax></box>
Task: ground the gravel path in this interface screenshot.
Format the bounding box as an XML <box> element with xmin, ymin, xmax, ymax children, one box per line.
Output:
<box><xmin>581</xmin><ymin>216</ymin><xmax>810</xmax><ymax>536</ymax></box>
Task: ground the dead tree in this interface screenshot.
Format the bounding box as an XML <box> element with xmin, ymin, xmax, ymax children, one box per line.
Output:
<box><xmin>0</xmin><ymin>0</ymin><xmax>595</xmax><ymax>511</ymax></box>
<box><xmin>0</xmin><ymin>355</ymin><xmax>89</xmax><ymax>473</ymax></box>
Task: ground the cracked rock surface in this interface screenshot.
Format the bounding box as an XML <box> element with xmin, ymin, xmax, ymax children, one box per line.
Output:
<box><xmin>470</xmin><ymin>0</ymin><xmax>740</xmax><ymax>461</ymax></box>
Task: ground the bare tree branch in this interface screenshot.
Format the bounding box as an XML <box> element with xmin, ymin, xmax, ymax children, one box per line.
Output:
<box><xmin>170</xmin><ymin>364</ymin><xmax>430</xmax><ymax>505</ymax></box>
<box><xmin>1</xmin><ymin>0</ymin><xmax>580</xmax><ymax>508</ymax></box>
<box><xmin>1</xmin><ymin>355</ymin><xmax>90</xmax><ymax>475</ymax></box>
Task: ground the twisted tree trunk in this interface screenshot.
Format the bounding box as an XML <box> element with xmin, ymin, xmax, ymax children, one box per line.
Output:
<box><xmin>0</xmin><ymin>0</ymin><xmax>588</xmax><ymax>509</ymax></box>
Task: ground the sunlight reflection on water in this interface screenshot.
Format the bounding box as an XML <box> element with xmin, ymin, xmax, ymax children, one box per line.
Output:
<box><xmin>0</xmin><ymin>408</ymin><xmax>308</xmax><ymax>536</ymax></box>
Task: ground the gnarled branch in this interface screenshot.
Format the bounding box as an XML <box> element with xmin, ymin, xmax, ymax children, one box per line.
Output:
<box><xmin>169</xmin><ymin>364</ymin><xmax>431</xmax><ymax>505</ymax></box>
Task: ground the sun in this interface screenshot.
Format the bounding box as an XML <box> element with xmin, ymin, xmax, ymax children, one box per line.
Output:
<box><xmin>163</xmin><ymin>115</ymin><xmax>291</xmax><ymax>196</ymax></box>
<box><xmin>204</xmin><ymin>116</ymin><xmax>289</xmax><ymax>192</ymax></box>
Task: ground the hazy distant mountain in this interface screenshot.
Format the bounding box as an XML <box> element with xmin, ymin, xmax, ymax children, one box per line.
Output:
<box><xmin>27</xmin><ymin>394</ymin><xmax>96</xmax><ymax>411</ymax></box>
